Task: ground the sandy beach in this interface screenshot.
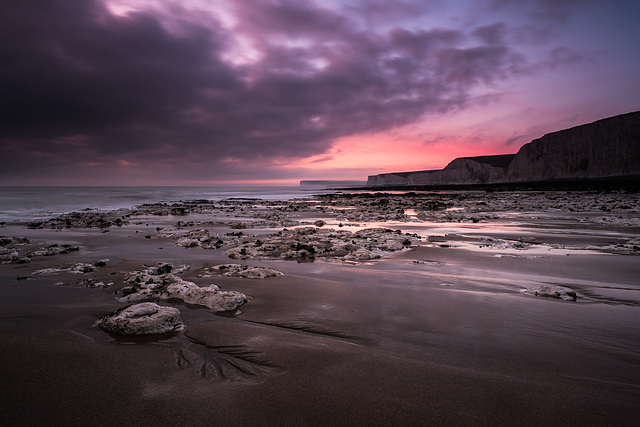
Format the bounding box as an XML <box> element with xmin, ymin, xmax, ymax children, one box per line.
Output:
<box><xmin>1</xmin><ymin>190</ymin><xmax>639</xmax><ymax>426</ymax></box>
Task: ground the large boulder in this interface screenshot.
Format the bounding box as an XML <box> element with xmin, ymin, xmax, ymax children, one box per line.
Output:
<box><xmin>94</xmin><ymin>302</ymin><xmax>184</xmax><ymax>335</ymax></box>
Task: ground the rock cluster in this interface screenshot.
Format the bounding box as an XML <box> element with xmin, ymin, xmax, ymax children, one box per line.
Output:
<box><xmin>131</xmin><ymin>200</ymin><xmax>215</xmax><ymax>216</ymax></box>
<box><xmin>175</xmin><ymin>229</ymin><xmax>224</xmax><ymax>249</ymax></box>
<box><xmin>2</xmin><ymin>240</ymin><xmax>85</xmax><ymax>265</ymax></box>
<box><xmin>133</xmin><ymin>199</ymin><xmax>307</xmax><ymax>228</ymax></box>
<box><xmin>0</xmin><ymin>236</ymin><xmax>30</xmax><ymax>246</ymax></box>
<box><xmin>157</xmin><ymin>227</ymin><xmax>253</xmax><ymax>250</ymax></box>
<box><xmin>0</xmin><ymin>236</ymin><xmax>32</xmax><ymax>263</ymax></box>
<box><xmin>67</xmin><ymin>278</ymin><xmax>113</xmax><ymax>288</ymax></box>
<box><xmin>119</xmin><ymin>263</ymin><xmax>247</xmax><ymax>312</ymax></box>
<box><xmin>25</xmin><ymin>258</ymin><xmax>111</xmax><ymax>287</ymax></box>
<box><xmin>201</xmin><ymin>264</ymin><xmax>284</xmax><ymax>279</ymax></box>
<box><xmin>317</xmin><ymin>191</ymin><xmax>640</xmax><ymax>227</ymax></box>
<box><xmin>29</xmin><ymin>244</ymin><xmax>80</xmax><ymax>257</ymax></box>
<box><xmin>224</xmin><ymin>226</ymin><xmax>419</xmax><ymax>261</ymax></box>
<box><xmin>26</xmin><ymin>210</ymin><xmax>130</xmax><ymax>229</ymax></box>
<box><xmin>140</xmin><ymin>191</ymin><xmax>640</xmax><ymax>235</ymax></box>
<box><xmin>93</xmin><ymin>302</ymin><xmax>184</xmax><ymax>335</ymax></box>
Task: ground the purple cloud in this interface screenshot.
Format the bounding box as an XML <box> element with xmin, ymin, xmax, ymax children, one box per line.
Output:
<box><xmin>472</xmin><ymin>23</ymin><xmax>508</xmax><ymax>46</ymax></box>
<box><xmin>0</xmin><ymin>0</ymin><xmax>619</xmax><ymax>183</ymax></box>
<box><xmin>488</xmin><ymin>0</ymin><xmax>591</xmax><ymax>22</ymax></box>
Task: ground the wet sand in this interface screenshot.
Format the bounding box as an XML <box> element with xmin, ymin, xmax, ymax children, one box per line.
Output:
<box><xmin>1</xmin><ymin>191</ymin><xmax>639</xmax><ymax>425</ymax></box>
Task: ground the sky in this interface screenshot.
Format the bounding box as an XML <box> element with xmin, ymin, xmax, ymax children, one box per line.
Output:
<box><xmin>1</xmin><ymin>0</ymin><xmax>639</xmax><ymax>185</ymax></box>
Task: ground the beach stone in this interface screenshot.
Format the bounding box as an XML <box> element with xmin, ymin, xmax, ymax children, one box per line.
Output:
<box><xmin>94</xmin><ymin>302</ymin><xmax>184</xmax><ymax>335</ymax></box>
<box><xmin>32</xmin><ymin>263</ymin><xmax>95</xmax><ymax>275</ymax></box>
<box><xmin>164</xmin><ymin>281</ymin><xmax>247</xmax><ymax>312</ymax></box>
<box><xmin>168</xmin><ymin>229</ymin><xmax>229</xmax><ymax>250</ymax></box>
<box><xmin>1</xmin><ymin>250</ymin><xmax>26</xmax><ymax>264</ymax></box>
<box><xmin>2</xmin><ymin>238</ymin><xmax>81</xmax><ymax>264</ymax></box>
<box><xmin>27</xmin><ymin>244</ymin><xmax>79</xmax><ymax>257</ymax></box>
<box><xmin>524</xmin><ymin>285</ymin><xmax>578</xmax><ymax>301</ymax></box>
<box><xmin>69</xmin><ymin>263</ymin><xmax>95</xmax><ymax>273</ymax></box>
<box><xmin>32</xmin><ymin>267</ymin><xmax>65</xmax><ymax>275</ymax></box>
<box><xmin>226</xmin><ymin>245</ymin><xmax>260</xmax><ymax>259</ymax></box>
<box><xmin>94</xmin><ymin>259</ymin><xmax>109</xmax><ymax>267</ymax></box>
<box><xmin>0</xmin><ymin>236</ymin><xmax>31</xmax><ymax>246</ymax></box>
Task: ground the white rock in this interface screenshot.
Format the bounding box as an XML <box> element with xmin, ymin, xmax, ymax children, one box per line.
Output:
<box><xmin>156</xmin><ymin>227</ymin><xmax>179</xmax><ymax>238</ymax></box>
<box><xmin>32</xmin><ymin>268</ymin><xmax>66</xmax><ymax>275</ymax></box>
<box><xmin>93</xmin><ymin>302</ymin><xmax>184</xmax><ymax>335</ymax></box>
<box><xmin>173</xmin><ymin>264</ymin><xmax>191</xmax><ymax>274</ymax></box>
<box><xmin>225</xmin><ymin>245</ymin><xmax>259</xmax><ymax>259</ymax></box>
<box><xmin>119</xmin><ymin>269</ymin><xmax>247</xmax><ymax>312</ymax></box>
<box><xmin>69</xmin><ymin>263</ymin><xmax>95</xmax><ymax>273</ymax></box>
<box><xmin>164</xmin><ymin>280</ymin><xmax>247</xmax><ymax>311</ymax></box>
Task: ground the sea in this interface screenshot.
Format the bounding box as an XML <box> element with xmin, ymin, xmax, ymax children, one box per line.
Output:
<box><xmin>0</xmin><ymin>185</ymin><xmax>338</xmax><ymax>223</ymax></box>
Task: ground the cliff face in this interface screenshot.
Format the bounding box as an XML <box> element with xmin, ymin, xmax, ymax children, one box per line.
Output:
<box><xmin>366</xmin><ymin>111</ymin><xmax>640</xmax><ymax>186</ymax></box>
<box><xmin>367</xmin><ymin>171</ymin><xmax>424</xmax><ymax>186</ymax></box>
<box><xmin>366</xmin><ymin>155</ymin><xmax>514</xmax><ymax>186</ymax></box>
<box><xmin>505</xmin><ymin>111</ymin><xmax>640</xmax><ymax>182</ymax></box>
<box><xmin>300</xmin><ymin>180</ymin><xmax>366</xmax><ymax>187</ymax></box>
<box><xmin>422</xmin><ymin>155</ymin><xmax>515</xmax><ymax>185</ymax></box>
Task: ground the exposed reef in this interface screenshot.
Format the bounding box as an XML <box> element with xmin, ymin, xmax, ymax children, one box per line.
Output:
<box><xmin>26</xmin><ymin>210</ymin><xmax>130</xmax><ymax>229</ymax></box>
<box><xmin>224</xmin><ymin>227</ymin><xmax>420</xmax><ymax>262</ymax></box>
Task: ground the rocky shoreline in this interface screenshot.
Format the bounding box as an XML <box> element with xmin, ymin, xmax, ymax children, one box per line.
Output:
<box><xmin>1</xmin><ymin>189</ymin><xmax>640</xmax><ymax>424</ymax></box>
<box><xmin>3</xmin><ymin>189</ymin><xmax>639</xmax><ymax>335</ymax></box>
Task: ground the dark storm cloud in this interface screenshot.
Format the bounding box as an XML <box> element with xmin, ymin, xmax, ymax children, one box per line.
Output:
<box><xmin>234</xmin><ymin>0</ymin><xmax>349</xmax><ymax>40</ymax></box>
<box><xmin>0</xmin><ymin>0</ymin><xmax>533</xmax><ymax>181</ymax></box>
<box><xmin>1</xmin><ymin>1</ymin><xmax>236</xmax><ymax>156</ymax></box>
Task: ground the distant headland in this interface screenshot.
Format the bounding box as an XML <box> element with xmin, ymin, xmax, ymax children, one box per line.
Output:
<box><xmin>366</xmin><ymin>111</ymin><xmax>640</xmax><ymax>187</ymax></box>
<box><xmin>300</xmin><ymin>180</ymin><xmax>367</xmax><ymax>187</ymax></box>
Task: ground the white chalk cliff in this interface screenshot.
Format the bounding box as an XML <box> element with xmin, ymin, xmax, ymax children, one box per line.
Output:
<box><xmin>367</xmin><ymin>111</ymin><xmax>640</xmax><ymax>186</ymax></box>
